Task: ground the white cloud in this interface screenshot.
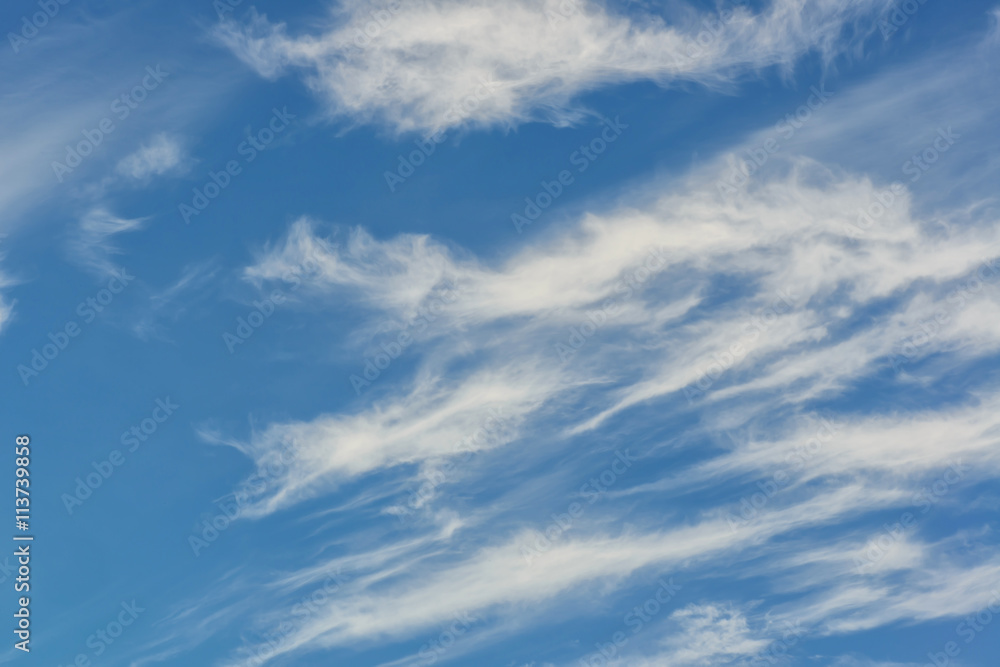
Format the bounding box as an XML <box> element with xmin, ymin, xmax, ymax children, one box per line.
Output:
<box><xmin>633</xmin><ymin>604</ymin><xmax>771</xmax><ymax>667</ymax></box>
<box><xmin>230</xmin><ymin>153</ymin><xmax>1000</xmax><ymax>522</ymax></box>
<box><xmin>215</xmin><ymin>0</ymin><xmax>894</xmax><ymax>134</ymax></box>
<box><xmin>811</xmin><ymin>560</ymin><xmax>1000</xmax><ymax>636</ymax></box>
<box><xmin>220</xmin><ymin>482</ymin><xmax>903</xmax><ymax>665</ymax></box>
<box><xmin>157</xmin><ymin>15</ymin><xmax>1000</xmax><ymax>667</ymax></box>
<box><xmin>216</xmin><ymin>89</ymin><xmax>1000</xmax><ymax>657</ymax></box>
<box><xmin>116</xmin><ymin>133</ymin><xmax>186</xmax><ymax>180</ymax></box>
<box><xmin>828</xmin><ymin>659</ymin><xmax>924</xmax><ymax>667</ymax></box>
<box><xmin>231</xmin><ymin>365</ymin><xmax>558</xmax><ymax>517</ymax></box>
<box><xmin>209</xmin><ymin>158</ymin><xmax>1000</xmax><ymax>664</ymax></box>
<box><xmin>69</xmin><ymin>208</ymin><xmax>146</xmax><ymax>276</ymax></box>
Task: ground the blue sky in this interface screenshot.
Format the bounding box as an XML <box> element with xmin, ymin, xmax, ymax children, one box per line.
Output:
<box><xmin>2</xmin><ymin>0</ymin><xmax>1000</xmax><ymax>665</ymax></box>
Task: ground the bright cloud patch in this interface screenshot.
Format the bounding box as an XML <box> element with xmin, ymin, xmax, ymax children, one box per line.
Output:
<box><xmin>201</xmin><ymin>149</ymin><xmax>1000</xmax><ymax>664</ymax></box>
<box><xmin>234</xmin><ymin>157</ymin><xmax>1000</xmax><ymax>509</ymax></box>
<box><xmin>215</xmin><ymin>0</ymin><xmax>894</xmax><ymax>133</ymax></box>
<box><xmin>116</xmin><ymin>133</ymin><xmax>186</xmax><ymax>180</ymax></box>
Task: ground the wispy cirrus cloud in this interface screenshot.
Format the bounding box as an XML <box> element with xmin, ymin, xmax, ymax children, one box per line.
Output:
<box><xmin>130</xmin><ymin>261</ymin><xmax>221</xmax><ymax>341</ymax></box>
<box><xmin>139</xmin><ymin>8</ymin><xmax>1000</xmax><ymax>667</ymax></box>
<box><xmin>188</xmin><ymin>149</ymin><xmax>1000</xmax><ymax>664</ymax></box>
<box><xmin>626</xmin><ymin>603</ymin><xmax>772</xmax><ymax>667</ymax></box>
<box><xmin>68</xmin><ymin>207</ymin><xmax>147</xmax><ymax>276</ymax></box>
<box><xmin>214</xmin><ymin>0</ymin><xmax>894</xmax><ymax>134</ymax></box>
<box><xmin>228</xmin><ymin>150</ymin><xmax>1000</xmax><ymax>513</ymax></box>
